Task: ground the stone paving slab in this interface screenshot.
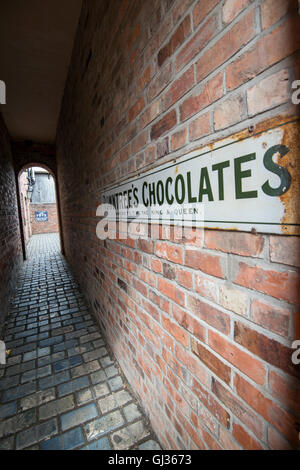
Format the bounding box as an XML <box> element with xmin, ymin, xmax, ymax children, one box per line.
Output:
<box><xmin>0</xmin><ymin>233</ymin><xmax>161</xmax><ymax>450</ymax></box>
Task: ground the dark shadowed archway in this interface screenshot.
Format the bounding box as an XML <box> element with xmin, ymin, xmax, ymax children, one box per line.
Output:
<box><xmin>15</xmin><ymin>151</ymin><xmax>65</xmax><ymax>259</ymax></box>
<box><xmin>12</xmin><ymin>141</ymin><xmax>57</xmax><ymax>177</ymax></box>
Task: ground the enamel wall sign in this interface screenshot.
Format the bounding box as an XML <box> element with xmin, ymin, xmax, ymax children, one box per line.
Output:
<box><xmin>102</xmin><ymin>120</ymin><xmax>299</xmax><ymax>235</ymax></box>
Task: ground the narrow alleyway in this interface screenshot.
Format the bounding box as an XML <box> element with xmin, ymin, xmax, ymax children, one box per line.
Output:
<box><xmin>0</xmin><ymin>234</ymin><xmax>161</xmax><ymax>450</ymax></box>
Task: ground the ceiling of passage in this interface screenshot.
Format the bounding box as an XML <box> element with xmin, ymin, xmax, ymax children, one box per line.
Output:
<box><xmin>0</xmin><ymin>0</ymin><xmax>82</xmax><ymax>143</ymax></box>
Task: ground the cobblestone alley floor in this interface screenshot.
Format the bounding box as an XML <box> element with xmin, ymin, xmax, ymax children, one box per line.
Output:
<box><xmin>0</xmin><ymin>233</ymin><xmax>161</xmax><ymax>450</ymax></box>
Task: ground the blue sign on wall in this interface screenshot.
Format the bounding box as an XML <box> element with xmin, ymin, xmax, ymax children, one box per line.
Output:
<box><xmin>35</xmin><ymin>211</ymin><xmax>48</xmax><ymax>222</ymax></box>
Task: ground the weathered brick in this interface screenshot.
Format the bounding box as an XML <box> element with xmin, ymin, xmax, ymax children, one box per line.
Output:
<box><xmin>119</xmin><ymin>145</ymin><xmax>130</xmax><ymax>162</ymax></box>
<box><xmin>226</xmin><ymin>15</ymin><xmax>300</xmax><ymax>90</ymax></box>
<box><xmin>234</xmin><ymin>261</ymin><xmax>300</xmax><ymax>304</ymax></box>
<box><xmin>159</xmin><ymin>263</ymin><xmax>175</xmax><ymax>283</ymax></box>
<box><xmin>222</xmin><ymin>0</ymin><xmax>251</xmax><ymax>24</ymax></box>
<box><xmin>176</xmin><ymin>267</ymin><xmax>193</xmax><ymax>289</ymax></box>
<box><xmin>234</xmin><ymin>321</ymin><xmax>299</xmax><ymax>379</ymax></box>
<box><xmin>138</xmin><ymin>267</ymin><xmax>156</xmax><ymax>287</ymax></box>
<box><xmin>162</xmin><ymin>315</ymin><xmax>189</xmax><ymax>347</ymax></box>
<box><xmin>158</xmin><ymin>278</ymin><xmax>185</xmax><ymax>307</ymax></box>
<box><xmin>137</xmin><ymin>65</ymin><xmax>152</xmax><ymax>94</ymax></box>
<box><xmin>212</xmin><ymin>377</ymin><xmax>264</xmax><ymax>438</ymax></box>
<box><xmin>195</xmin><ymin>394</ymin><xmax>218</xmax><ymax>431</ymax></box>
<box><xmin>137</xmin><ymin>239</ymin><xmax>154</xmax><ymax>254</ymax></box>
<box><xmin>156</xmin><ymin>242</ymin><xmax>183</xmax><ymax>264</ymax></box>
<box><xmin>152</xmin><ymin>258</ymin><xmax>163</xmax><ymax>273</ymax></box>
<box><xmin>205</xmin><ymin>230</ymin><xmax>265</xmax><ymax>257</ymax></box>
<box><xmin>157</xmin><ymin>136</ymin><xmax>169</xmax><ymax>159</ymax></box>
<box><xmin>251</xmin><ymin>298</ymin><xmax>290</xmax><ymax>338</ymax></box>
<box><xmin>144</xmin><ymin>145</ymin><xmax>156</xmax><ymax>165</ymax></box>
<box><xmin>131</xmin><ymin>130</ymin><xmax>148</xmax><ymax>155</ymax></box>
<box><xmin>139</xmin><ymin>100</ymin><xmax>160</xmax><ymax>129</ymax></box>
<box><xmin>162</xmin><ymin>66</ymin><xmax>195</xmax><ymax>111</ymax></box>
<box><xmin>158</xmin><ymin>16</ymin><xmax>191</xmax><ymax>67</ymax></box>
<box><xmin>234</xmin><ymin>374</ymin><xmax>299</xmax><ymax>446</ymax></box>
<box><xmin>209</xmin><ymin>329</ymin><xmax>266</xmax><ymax>385</ymax></box>
<box><xmin>192</xmin><ymin>377</ymin><xmax>231</xmax><ymax>428</ymax></box>
<box><xmin>170</xmin><ymin>127</ymin><xmax>187</xmax><ymax>151</ymax></box>
<box><xmin>219</xmin><ymin>427</ymin><xmax>241</xmax><ymax>450</ymax></box>
<box><xmin>191</xmin><ymin>338</ymin><xmax>231</xmax><ymax>384</ymax></box>
<box><xmin>188</xmin><ymin>112</ymin><xmax>210</xmax><ymax>141</ymax></box>
<box><xmin>185</xmin><ymin>249</ymin><xmax>224</xmax><ymax>278</ymax></box>
<box><xmin>173</xmin><ymin>304</ymin><xmax>206</xmax><ymax>342</ymax></box>
<box><xmin>247</xmin><ymin>69</ymin><xmax>290</xmax><ymax>116</ymax></box>
<box><xmin>188</xmin><ymin>295</ymin><xmax>230</xmax><ymax>334</ymax></box>
<box><xmin>172</xmin><ymin>0</ymin><xmax>193</xmax><ymax>25</ymax></box>
<box><xmin>128</xmin><ymin>97</ymin><xmax>145</xmax><ymax>122</ymax></box>
<box><xmin>150</xmin><ymin>110</ymin><xmax>177</xmax><ymax>140</ymax></box>
<box><xmin>232</xmin><ymin>423</ymin><xmax>264</xmax><ymax>450</ymax></box>
<box><xmin>219</xmin><ymin>285</ymin><xmax>248</xmax><ymax>316</ymax></box>
<box><xmin>133</xmin><ymin>278</ymin><xmax>148</xmax><ymax>297</ymax></box>
<box><xmin>176</xmin><ymin>14</ymin><xmax>217</xmax><ymax>72</ymax></box>
<box><xmin>269</xmin><ymin>370</ymin><xmax>300</xmax><ymax>415</ymax></box>
<box><xmin>261</xmin><ymin>0</ymin><xmax>294</xmax><ymax>30</ymax></box>
<box><xmin>149</xmin><ymin>291</ymin><xmax>170</xmax><ymax>316</ymax></box>
<box><xmin>148</xmin><ymin>62</ymin><xmax>173</xmax><ymax>101</ymax></box>
<box><xmin>175</xmin><ymin>343</ymin><xmax>209</xmax><ymax>386</ymax></box>
<box><xmin>180</xmin><ymin>72</ymin><xmax>223</xmax><ymax>122</ymax></box>
<box><xmin>267</xmin><ymin>425</ymin><xmax>293</xmax><ymax>450</ymax></box>
<box><xmin>193</xmin><ymin>0</ymin><xmax>219</xmax><ymax>28</ymax></box>
<box><xmin>270</xmin><ymin>235</ymin><xmax>300</xmax><ymax>268</ymax></box>
<box><xmin>191</xmin><ymin>411</ymin><xmax>220</xmax><ymax>447</ymax></box>
<box><xmin>196</xmin><ymin>9</ymin><xmax>255</xmax><ymax>82</ymax></box>
<box><xmin>177</xmin><ymin>409</ymin><xmax>206</xmax><ymax>449</ymax></box>
<box><xmin>214</xmin><ymin>94</ymin><xmax>244</xmax><ymax>130</ymax></box>
<box><xmin>143</xmin><ymin>324</ymin><xmax>161</xmax><ymax>351</ymax></box>
<box><xmin>195</xmin><ymin>274</ymin><xmax>218</xmax><ymax>302</ymax></box>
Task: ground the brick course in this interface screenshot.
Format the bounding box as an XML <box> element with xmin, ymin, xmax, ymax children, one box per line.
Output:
<box><xmin>56</xmin><ymin>0</ymin><xmax>300</xmax><ymax>450</ymax></box>
<box><xmin>0</xmin><ymin>113</ymin><xmax>22</xmax><ymax>333</ymax></box>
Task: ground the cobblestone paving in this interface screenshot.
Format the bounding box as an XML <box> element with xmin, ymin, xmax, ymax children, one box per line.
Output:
<box><xmin>0</xmin><ymin>234</ymin><xmax>161</xmax><ymax>450</ymax></box>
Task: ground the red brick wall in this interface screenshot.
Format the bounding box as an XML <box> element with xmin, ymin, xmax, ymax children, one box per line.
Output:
<box><xmin>0</xmin><ymin>113</ymin><xmax>22</xmax><ymax>332</ymax></box>
<box><xmin>30</xmin><ymin>203</ymin><xmax>59</xmax><ymax>235</ymax></box>
<box><xmin>56</xmin><ymin>0</ymin><xmax>300</xmax><ymax>449</ymax></box>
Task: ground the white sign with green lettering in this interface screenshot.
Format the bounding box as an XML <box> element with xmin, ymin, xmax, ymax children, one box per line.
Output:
<box><xmin>102</xmin><ymin>124</ymin><xmax>296</xmax><ymax>234</ymax></box>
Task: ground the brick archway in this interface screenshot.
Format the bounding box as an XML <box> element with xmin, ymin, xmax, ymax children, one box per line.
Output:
<box><xmin>12</xmin><ymin>141</ymin><xmax>57</xmax><ymax>178</ymax></box>
<box><xmin>13</xmin><ymin>145</ymin><xmax>65</xmax><ymax>259</ymax></box>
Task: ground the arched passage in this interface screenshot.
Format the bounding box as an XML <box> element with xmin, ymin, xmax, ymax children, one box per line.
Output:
<box><xmin>16</xmin><ymin>163</ymin><xmax>64</xmax><ymax>259</ymax></box>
